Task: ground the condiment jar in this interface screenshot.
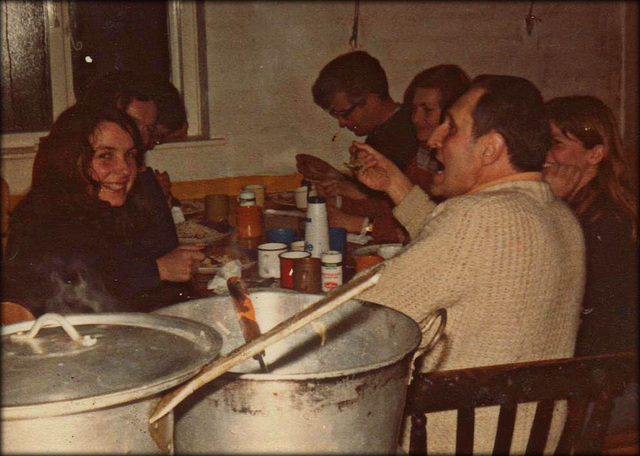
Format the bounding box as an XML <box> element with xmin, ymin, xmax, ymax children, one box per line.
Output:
<box><xmin>321</xmin><ymin>250</ymin><xmax>343</xmax><ymax>292</ymax></box>
<box><xmin>238</xmin><ymin>190</ymin><xmax>256</xmax><ymax>207</ymax></box>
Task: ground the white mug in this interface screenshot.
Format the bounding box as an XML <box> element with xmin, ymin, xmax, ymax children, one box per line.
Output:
<box><xmin>294</xmin><ymin>185</ymin><xmax>318</xmax><ymax>209</ymax></box>
<box><xmin>258</xmin><ymin>242</ymin><xmax>288</xmax><ymax>278</ymax></box>
<box><xmin>294</xmin><ymin>186</ymin><xmax>309</xmax><ymax>209</ymax></box>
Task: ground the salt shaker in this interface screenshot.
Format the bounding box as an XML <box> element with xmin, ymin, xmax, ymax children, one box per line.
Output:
<box><xmin>304</xmin><ymin>196</ymin><xmax>330</xmax><ymax>258</ymax></box>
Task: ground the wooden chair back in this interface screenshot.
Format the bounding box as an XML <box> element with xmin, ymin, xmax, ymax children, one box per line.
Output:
<box><xmin>406</xmin><ymin>352</ymin><xmax>635</xmax><ymax>455</ymax></box>
<box><xmin>1</xmin><ymin>302</ymin><xmax>35</xmax><ymax>324</ymax></box>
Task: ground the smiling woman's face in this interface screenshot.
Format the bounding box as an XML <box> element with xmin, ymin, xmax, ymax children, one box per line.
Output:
<box><xmin>89</xmin><ymin>121</ymin><xmax>139</xmax><ymax>207</ymax></box>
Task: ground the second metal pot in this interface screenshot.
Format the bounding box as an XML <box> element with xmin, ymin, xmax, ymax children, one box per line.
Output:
<box><xmin>155</xmin><ymin>289</ymin><xmax>422</xmax><ymax>454</ymax></box>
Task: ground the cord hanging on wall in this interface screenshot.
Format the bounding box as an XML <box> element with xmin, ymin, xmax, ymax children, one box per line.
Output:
<box><xmin>525</xmin><ymin>1</ymin><xmax>541</xmax><ymax>36</ymax></box>
<box><xmin>349</xmin><ymin>0</ymin><xmax>360</xmax><ymax>50</ymax></box>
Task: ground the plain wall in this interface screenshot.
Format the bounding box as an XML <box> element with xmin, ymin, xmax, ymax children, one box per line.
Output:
<box><xmin>2</xmin><ymin>1</ymin><xmax>637</xmax><ymax>195</ymax></box>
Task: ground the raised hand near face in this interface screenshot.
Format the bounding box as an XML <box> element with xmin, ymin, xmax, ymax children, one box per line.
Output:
<box><xmin>542</xmin><ymin>163</ymin><xmax>583</xmax><ymax>201</ymax></box>
<box><xmin>351</xmin><ymin>142</ymin><xmax>413</xmax><ymax>204</ymax></box>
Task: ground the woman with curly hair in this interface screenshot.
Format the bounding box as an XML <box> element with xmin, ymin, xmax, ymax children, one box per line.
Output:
<box><xmin>543</xmin><ymin>95</ymin><xmax>638</xmax><ymax>356</ymax></box>
<box><xmin>3</xmin><ymin>104</ymin><xmax>203</xmax><ymax>316</ymax></box>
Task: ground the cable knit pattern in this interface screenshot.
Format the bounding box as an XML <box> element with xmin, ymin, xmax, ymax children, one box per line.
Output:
<box><xmin>360</xmin><ymin>180</ymin><xmax>585</xmax><ymax>454</ymax></box>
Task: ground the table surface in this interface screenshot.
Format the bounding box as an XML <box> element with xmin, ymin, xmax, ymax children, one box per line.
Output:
<box><xmin>144</xmin><ymin>192</ymin><xmax>368</xmax><ymax>311</ymax></box>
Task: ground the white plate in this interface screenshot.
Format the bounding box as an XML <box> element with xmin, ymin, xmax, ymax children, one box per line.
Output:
<box><xmin>180</xmin><ymin>200</ymin><xmax>204</xmax><ymax>215</ymax></box>
<box><xmin>179</xmin><ymin>230</ymin><xmax>231</xmax><ymax>245</ymax></box>
<box><xmin>197</xmin><ymin>260</ymin><xmax>257</xmax><ymax>275</ymax></box>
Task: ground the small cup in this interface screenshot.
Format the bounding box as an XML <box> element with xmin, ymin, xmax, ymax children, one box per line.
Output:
<box><xmin>294</xmin><ymin>186</ymin><xmax>309</xmax><ymax>209</ymax></box>
<box><xmin>258</xmin><ymin>242</ymin><xmax>288</xmax><ymax>278</ymax></box>
<box><xmin>292</xmin><ymin>257</ymin><xmax>322</xmax><ymax>293</ymax></box>
<box><xmin>267</xmin><ymin>228</ymin><xmax>298</xmax><ymax>245</ymax></box>
<box><xmin>290</xmin><ymin>240</ymin><xmax>308</xmax><ymax>252</ymax></box>
<box><xmin>236</xmin><ymin>205</ymin><xmax>263</xmax><ymax>238</ymax></box>
<box><xmin>204</xmin><ymin>194</ymin><xmax>230</xmax><ymax>223</ymax></box>
<box><xmin>329</xmin><ymin>227</ymin><xmax>347</xmax><ymax>254</ymax></box>
<box><xmin>279</xmin><ymin>250</ymin><xmax>311</xmax><ymax>289</ymax></box>
<box><xmin>244</xmin><ymin>184</ymin><xmax>265</xmax><ymax>208</ymax></box>
<box><xmin>355</xmin><ymin>254</ymin><xmax>384</xmax><ymax>273</ymax></box>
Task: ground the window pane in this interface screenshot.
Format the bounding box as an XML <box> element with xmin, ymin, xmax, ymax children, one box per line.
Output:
<box><xmin>69</xmin><ymin>1</ymin><xmax>171</xmax><ymax>99</ymax></box>
<box><xmin>1</xmin><ymin>1</ymin><xmax>53</xmax><ymax>134</ymax></box>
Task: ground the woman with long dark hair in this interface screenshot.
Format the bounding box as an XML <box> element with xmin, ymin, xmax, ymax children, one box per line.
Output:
<box><xmin>3</xmin><ymin>104</ymin><xmax>203</xmax><ymax>316</ymax></box>
<box><xmin>544</xmin><ymin>95</ymin><xmax>638</xmax><ymax>356</ymax></box>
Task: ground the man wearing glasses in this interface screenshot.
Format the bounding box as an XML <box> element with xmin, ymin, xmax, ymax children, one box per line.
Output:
<box><xmin>310</xmin><ymin>51</ymin><xmax>418</xmax><ymax>172</ymax></box>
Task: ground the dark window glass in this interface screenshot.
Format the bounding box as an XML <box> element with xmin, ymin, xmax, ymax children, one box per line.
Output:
<box><xmin>1</xmin><ymin>1</ymin><xmax>52</xmax><ymax>134</ymax></box>
<box><xmin>69</xmin><ymin>1</ymin><xmax>170</xmax><ymax>100</ymax></box>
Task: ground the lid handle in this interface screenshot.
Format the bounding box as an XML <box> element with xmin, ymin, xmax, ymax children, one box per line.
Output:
<box><xmin>10</xmin><ymin>313</ymin><xmax>98</xmax><ymax>347</ymax></box>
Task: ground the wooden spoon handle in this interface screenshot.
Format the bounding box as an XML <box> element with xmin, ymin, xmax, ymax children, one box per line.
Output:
<box><xmin>227</xmin><ymin>276</ymin><xmax>263</xmax><ymax>343</ymax></box>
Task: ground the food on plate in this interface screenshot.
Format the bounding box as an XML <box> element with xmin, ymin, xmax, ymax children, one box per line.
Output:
<box><xmin>180</xmin><ymin>200</ymin><xmax>204</xmax><ymax>215</ymax></box>
<box><xmin>343</xmin><ymin>160</ymin><xmax>364</xmax><ymax>172</ymax></box>
<box><xmin>200</xmin><ymin>250</ymin><xmax>253</xmax><ymax>269</ymax></box>
<box><xmin>176</xmin><ymin>220</ymin><xmax>223</xmax><ymax>239</ymax></box>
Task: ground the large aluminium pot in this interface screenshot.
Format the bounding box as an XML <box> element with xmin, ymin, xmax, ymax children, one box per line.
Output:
<box><xmin>1</xmin><ymin>312</ymin><xmax>222</xmax><ymax>454</ymax></box>
<box><xmin>154</xmin><ymin>289</ymin><xmax>422</xmax><ymax>454</ymax></box>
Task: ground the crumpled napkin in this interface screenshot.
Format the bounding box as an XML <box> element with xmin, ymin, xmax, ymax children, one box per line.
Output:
<box><xmin>347</xmin><ymin>233</ymin><xmax>373</xmax><ymax>245</ymax></box>
<box><xmin>207</xmin><ymin>259</ymin><xmax>242</xmax><ymax>293</ymax></box>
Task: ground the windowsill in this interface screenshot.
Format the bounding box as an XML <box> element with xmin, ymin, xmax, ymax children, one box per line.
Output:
<box><xmin>1</xmin><ymin>136</ymin><xmax>228</xmax><ymax>160</ymax></box>
<box><xmin>152</xmin><ymin>136</ymin><xmax>227</xmax><ymax>150</ymax></box>
<box><xmin>0</xmin><ymin>146</ymin><xmax>38</xmax><ymax>160</ymax></box>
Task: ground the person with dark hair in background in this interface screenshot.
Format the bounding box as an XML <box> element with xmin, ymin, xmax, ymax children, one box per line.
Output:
<box><xmin>315</xmin><ymin>64</ymin><xmax>470</xmax><ymax>243</ymax></box>
<box><xmin>296</xmin><ymin>50</ymin><xmax>418</xmax><ymax>185</ymax></box>
<box><xmin>542</xmin><ymin>93</ymin><xmax>638</xmax><ymax>455</ymax></box>
<box><xmin>2</xmin><ymin>105</ymin><xmax>204</xmax><ymax>316</ymax></box>
<box><xmin>145</xmin><ymin>77</ymin><xmax>189</xmax><ymax>207</ymax></box>
<box><xmin>151</xmin><ymin>78</ymin><xmax>189</xmax><ymax>145</ymax></box>
<box><xmin>350</xmin><ymin>75</ymin><xmax>585</xmax><ymax>453</ymax></box>
<box><xmin>543</xmin><ymin>95</ymin><xmax>638</xmax><ymax>357</ymax></box>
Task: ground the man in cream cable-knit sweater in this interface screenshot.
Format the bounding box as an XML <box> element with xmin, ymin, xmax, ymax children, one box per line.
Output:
<box><xmin>351</xmin><ymin>75</ymin><xmax>585</xmax><ymax>454</ymax></box>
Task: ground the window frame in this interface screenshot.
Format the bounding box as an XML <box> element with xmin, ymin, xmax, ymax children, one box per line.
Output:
<box><xmin>1</xmin><ymin>0</ymin><xmax>206</xmax><ymax>150</ymax></box>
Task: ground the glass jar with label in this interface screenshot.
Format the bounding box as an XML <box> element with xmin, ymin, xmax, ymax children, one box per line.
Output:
<box><xmin>321</xmin><ymin>250</ymin><xmax>343</xmax><ymax>292</ymax></box>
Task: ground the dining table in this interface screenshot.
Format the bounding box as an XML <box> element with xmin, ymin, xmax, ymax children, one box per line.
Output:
<box><xmin>139</xmin><ymin>190</ymin><xmax>368</xmax><ymax>312</ymax></box>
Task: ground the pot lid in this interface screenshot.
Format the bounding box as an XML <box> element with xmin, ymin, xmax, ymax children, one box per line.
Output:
<box><xmin>1</xmin><ymin>312</ymin><xmax>222</xmax><ymax>419</ymax></box>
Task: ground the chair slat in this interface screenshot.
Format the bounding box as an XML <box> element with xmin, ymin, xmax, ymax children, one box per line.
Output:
<box><xmin>493</xmin><ymin>403</ymin><xmax>517</xmax><ymax>454</ymax></box>
<box><xmin>409</xmin><ymin>412</ymin><xmax>427</xmax><ymax>455</ymax></box>
<box><xmin>555</xmin><ymin>398</ymin><xmax>590</xmax><ymax>454</ymax></box>
<box><xmin>525</xmin><ymin>399</ymin><xmax>554</xmax><ymax>454</ymax></box>
<box><xmin>575</xmin><ymin>396</ymin><xmax>615</xmax><ymax>454</ymax></box>
<box><xmin>456</xmin><ymin>407</ymin><xmax>475</xmax><ymax>454</ymax></box>
<box><xmin>405</xmin><ymin>353</ymin><xmax>634</xmax><ymax>456</ymax></box>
